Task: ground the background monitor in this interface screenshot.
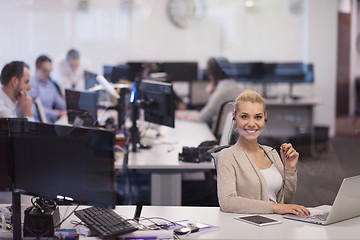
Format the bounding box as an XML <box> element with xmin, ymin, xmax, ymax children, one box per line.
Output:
<box><xmin>84</xmin><ymin>70</ymin><xmax>98</xmax><ymax>90</ymax></box>
<box><xmin>65</xmin><ymin>89</ymin><xmax>98</xmax><ymax>127</ymax></box>
<box><xmin>127</xmin><ymin>62</ymin><xmax>146</xmax><ymax>82</ymax></box>
<box><xmin>162</xmin><ymin>62</ymin><xmax>198</xmax><ymax>82</ymax></box>
<box><xmin>231</xmin><ymin>62</ymin><xmax>314</xmax><ymax>83</ymax></box>
<box><xmin>103</xmin><ymin>65</ymin><xmax>129</xmax><ymax>83</ymax></box>
<box><xmin>12</xmin><ymin>121</ymin><xmax>116</xmax><ymax>208</ymax></box>
<box><xmin>274</xmin><ymin>62</ymin><xmax>314</xmax><ymax>83</ymax></box>
<box><xmin>139</xmin><ymin>79</ymin><xmax>175</xmax><ymax>128</ymax></box>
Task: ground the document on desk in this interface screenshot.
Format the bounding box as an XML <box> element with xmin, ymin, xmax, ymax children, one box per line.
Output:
<box><xmin>175</xmin><ymin>110</ymin><xmax>199</xmax><ymax>122</ymax></box>
<box><xmin>174</xmin><ymin>219</ymin><xmax>219</xmax><ymax>233</ymax></box>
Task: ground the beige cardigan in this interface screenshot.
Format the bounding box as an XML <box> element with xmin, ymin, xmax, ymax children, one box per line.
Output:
<box><xmin>217</xmin><ymin>142</ymin><xmax>297</xmax><ymax>214</ymax></box>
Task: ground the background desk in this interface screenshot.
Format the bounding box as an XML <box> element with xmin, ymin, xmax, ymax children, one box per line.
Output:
<box><xmin>115</xmin><ymin>119</ymin><xmax>216</xmax><ymax>206</ymax></box>
<box><xmin>264</xmin><ymin>98</ymin><xmax>318</xmax><ymax>140</ymax></box>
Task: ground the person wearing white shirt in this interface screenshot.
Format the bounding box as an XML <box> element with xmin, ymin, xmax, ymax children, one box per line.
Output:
<box><xmin>53</xmin><ymin>49</ymin><xmax>90</xmax><ymax>95</ymax></box>
<box><xmin>0</xmin><ymin>61</ymin><xmax>34</xmax><ymax>121</ymax></box>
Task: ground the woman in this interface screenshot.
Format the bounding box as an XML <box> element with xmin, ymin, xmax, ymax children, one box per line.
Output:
<box><xmin>198</xmin><ymin>57</ymin><xmax>241</xmax><ymax>126</ymax></box>
<box><xmin>217</xmin><ymin>89</ymin><xmax>310</xmax><ymax>216</ymax></box>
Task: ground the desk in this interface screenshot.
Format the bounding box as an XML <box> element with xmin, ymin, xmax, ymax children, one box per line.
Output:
<box><xmin>264</xmin><ymin>98</ymin><xmax>318</xmax><ymax>140</ymax></box>
<box><xmin>54</xmin><ymin>205</ymin><xmax>360</xmax><ymax>240</ymax></box>
<box><xmin>2</xmin><ymin>205</ymin><xmax>359</xmax><ymax>239</ymax></box>
<box><xmin>115</xmin><ymin>119</ymin><xmax>216</xmax><ymax>206</ymax></box>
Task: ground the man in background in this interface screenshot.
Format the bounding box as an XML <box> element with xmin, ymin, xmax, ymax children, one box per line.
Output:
<box><xmin>0</xmin><ymin>61</ymin><xmax>34</xmax><ymax>121</ymax></box>
<box><xmin>29</xmin><ymin>55</ymin><xmax>66</xmax><ymax>123</ymax></box>
<box><xmin>53</xmin><ymin>49</ymin><xmax>90</xmax><ymax>94</ymax></box>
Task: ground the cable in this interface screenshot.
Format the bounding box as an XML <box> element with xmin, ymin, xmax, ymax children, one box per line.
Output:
<box><xmin>24</xmin><ymin>201</ymin><xmax>80</xmax><ymax>239</ymax></box>
<box><xmin>31</xmin><ymin>197</ymin><xmax>57</xmax><ymax>214</ymax></box>
<box><xmin>136</xmin><ymin>217</ymin><xmax>177</xmax><ymax>230</ymax></box>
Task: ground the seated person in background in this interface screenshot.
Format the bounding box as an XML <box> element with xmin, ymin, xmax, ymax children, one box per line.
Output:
<box><xmin>217</xmin><ymin>89</ymin><xmax>310</xmax><ymax>216</ymax></box>
<box><xmin>181</xmin><ymin>57</ymin><xmax>240</xmax><ymax>125</ymax></box>
<box><xmin>53</xmin><ymin>48</ymin><xmax>90</xmax><ymax>94</ymax></box>
<box><xmin>28</xmin><ymin>55</ymin><xmax>67</xmax><ymax>123</ymax></box>
<box><xmin>0</xmin><ymin>61</ymin><xmax>34</xmax><ymax>121</ymax></box>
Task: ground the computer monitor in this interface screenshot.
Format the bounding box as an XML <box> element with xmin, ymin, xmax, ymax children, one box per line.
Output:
<box><xmin>0</xmin><ymin>119</ymin><xmax>18</xmax><ymax>191</ymax></box>
<box><xmin>274</xmin><ymin>62</ymin><xmax>314</xmax><ymax>83</ymax></box>
<box><xmin>231</xmin><ymin>62</ymin><xmax>314</xmax><ymax>83</ymax></box>
<box><xmin>65</xmin><ymin>89</ymin><xmax>98</xmax><ymax>127</ymax></box>
<box><xmin>5</xmin><ymin>120</ymin><xmax>116</xmax><ymax>209</ymax></box>
<box><xmin>84</xmin><ymin>70</ymin><xmax>98</xmax><ymax>90</ymax></box>
<box><xmin>127</xmin><ymin>62</ymin><xmax>146</xmax><ymax>82</ymax></box>
<box><xmin>162</xmin><ymin>62</ymin><xmax>198</xmax><ymax>82</ymax></box>
<box><xmin>139</xmin><ymin>79</ymin><xmax>175</xmax><ymax>128</ymax></box>
<box><xmin>127</xmin><ymin>62</ymin><xmax>165</xmax><ymax>82</ymax></box>
<box><xmin>103</xmin><ymin>65</ymin><xmax>129</xmax><ymax>83</ymax></box>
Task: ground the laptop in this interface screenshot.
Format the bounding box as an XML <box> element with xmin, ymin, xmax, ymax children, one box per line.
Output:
<box><xmin>65</xmin><ymin>89</ymin><xmax>98</xmax><ymax>127</ymax></box>
<box><xmin>284</xmin><ymin>175</ymin><xmax>360</xmax><ymax>225</ymax></box>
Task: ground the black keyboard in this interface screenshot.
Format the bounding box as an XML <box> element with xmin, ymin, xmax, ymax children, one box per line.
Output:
<box><xmin>75</xmin><ymin>207</ymin><xmax>138</xmax><ymax>238</ymax></box>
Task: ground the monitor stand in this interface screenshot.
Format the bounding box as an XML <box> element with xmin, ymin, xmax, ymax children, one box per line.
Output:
<box><xmin>288</xmin><ymin>83</ymin><xmax>302</xmax><ymax>100</ymax></box>
<box><xmin>262</xmin><ymin>83</ymin><xmax>278</xmax><ymax>99</ymax></box>
<box><xmin>12</xmin><ymin>190</ymin><xmax>22</xmax><ymax>240</ymax></box>
<box><xmin>130</xmin><ymin>102</ymin><xmax>140</xmax><ymax>152</ymax></box>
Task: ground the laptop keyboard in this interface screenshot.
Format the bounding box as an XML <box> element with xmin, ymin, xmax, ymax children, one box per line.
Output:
<box><xmin>308</xmin><ymin>212</ymin><xmax>329</xmax><ymax>222</ymax></box>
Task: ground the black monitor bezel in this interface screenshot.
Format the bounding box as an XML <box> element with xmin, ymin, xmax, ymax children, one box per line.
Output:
<box><xmin>11</xmin><ymin>121</ymin><xmax>116</xmax><ymax>209</ymax></box>
<box><xmin>229</xmin><ymin>62</ymin><xmax>314</xmax><ymax>83</ymax></box>
<box><xmin>65</xmin><ymin>89</ymin><xmax>98</xmax><ymax>127</ymax></box>
<box><xmin>139</xmin><ymin>79</ymin><xmax>175</xmax><ymax>128</ymax></box>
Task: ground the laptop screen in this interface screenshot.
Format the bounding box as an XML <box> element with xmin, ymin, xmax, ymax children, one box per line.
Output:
<box><xmin>65</xmin><ymin>89</ymin><xmax>98</xmax><ymax>127</ymax></box>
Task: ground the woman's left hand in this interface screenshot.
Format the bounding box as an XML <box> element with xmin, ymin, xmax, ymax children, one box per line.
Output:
<box><xmin>280</xmin><ymin>143</ymin><xmax>299</xmax><ymax>172</ymax></box>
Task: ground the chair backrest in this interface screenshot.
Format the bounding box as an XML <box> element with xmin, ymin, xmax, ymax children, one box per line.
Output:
<box><xmin>33</xmin><ymin>97</ymin><xmax>48</xmax><ymax>123</ymax></box>
<box><xmin>212</xmin><ymin>101</ymin><xmax>234</xmax><ymax>140</ymax></box>
<box><xmin>219</xmin><ymin>111</ymin><xmax>234</xmax><ymax>146</ymax></box>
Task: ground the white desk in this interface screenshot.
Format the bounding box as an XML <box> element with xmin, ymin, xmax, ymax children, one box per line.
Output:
<box><xmin>264</xmin><ymin>98</ymin><xmax>318</xmax><ymax>140</ymax></box>
<box><xmin>115</xmin><ymin>119</ymin><xmax>216</xmax><ymax>206</ymax></box>
<box><xmin>63</xmin><ymin>205</ymin><xmax>360</xmax><ymax>240</ymax></box>
<box><xmin>2</xmin><ymin>205</ymin><xmax>359</xmax><ymax>239</ymax></box>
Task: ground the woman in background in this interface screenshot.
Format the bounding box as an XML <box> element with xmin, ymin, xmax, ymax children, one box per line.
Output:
<box><xmin>198</xmin><ymin>57</ymin><xmax>241</xmax><ymax>126</ymax></box>
<box><xmin>217</xmin><ymin>89</ymin><xmax>310</xmax><ymax>215</ymax></box>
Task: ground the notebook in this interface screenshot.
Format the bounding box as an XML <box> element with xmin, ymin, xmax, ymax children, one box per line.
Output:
<box><xmin>284</xmin><ymin>175</ymin><xmax>360</xmax><ymax>225</ymax></box>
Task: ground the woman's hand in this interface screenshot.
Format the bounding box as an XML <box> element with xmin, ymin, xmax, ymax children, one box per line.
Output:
<box><xmin>280</xmin><ymin>143</ymin><xmax>299</xmax><ymax>172</ymax></box>
<box><xmin>273</xmin><ymin>203</ymin><xmax>310</xmax><ymax>216</ymax></box>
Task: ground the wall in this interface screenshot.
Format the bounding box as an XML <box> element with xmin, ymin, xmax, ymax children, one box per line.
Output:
<box><xmin>0</xmin><ymin>0</ymin><xmax>338</xmax><ymax>136</ymax></box>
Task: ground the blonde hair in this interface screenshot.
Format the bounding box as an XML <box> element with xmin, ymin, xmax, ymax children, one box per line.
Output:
<box><xmin>234</xmin><ymin>89</ymin><xmax>266</xmax><ymax>113</ymax></box>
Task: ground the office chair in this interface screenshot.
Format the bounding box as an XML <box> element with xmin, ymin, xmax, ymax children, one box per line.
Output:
<box><xmin>212</xmin><ymin>101</ymin><xmax>234</xmax><ymax>141</ymax></box>
<box><xmin>219</xmin><ymin>111</ymin><xmax>236</xmax><ymax>146</ymax></box>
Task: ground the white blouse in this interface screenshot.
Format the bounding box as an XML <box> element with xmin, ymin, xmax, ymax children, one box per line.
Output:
<box><xmin>260</xmin><ymin>164</ymin><xmax>283</xmax><ymax>202</ymax></box>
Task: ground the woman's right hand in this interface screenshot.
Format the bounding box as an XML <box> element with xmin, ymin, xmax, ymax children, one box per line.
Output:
<box><xmin>273</xmin><ymin>203</ymin><xmax>310</xmax><ymax>216</ymax></box>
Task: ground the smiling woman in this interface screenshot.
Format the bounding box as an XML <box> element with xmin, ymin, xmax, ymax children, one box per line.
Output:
<box><xmin>216</xmin><ymin>89</ymin><xmax>310</xmax><ymax>216</ymax></box>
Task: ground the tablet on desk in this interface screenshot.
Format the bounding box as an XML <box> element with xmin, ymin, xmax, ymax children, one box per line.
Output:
<box><xmin>235</xmin><ymin>215</ymin><xmax>282</xmax><ymax>227</ymax></box>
